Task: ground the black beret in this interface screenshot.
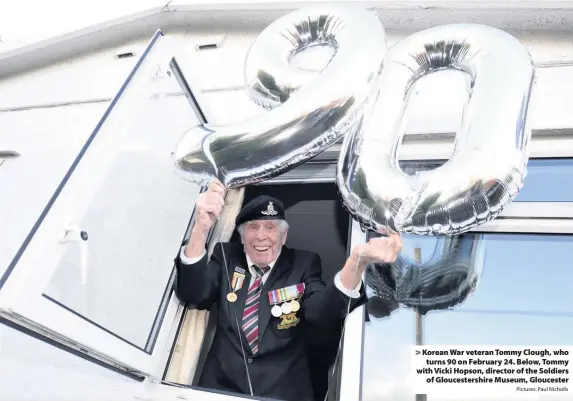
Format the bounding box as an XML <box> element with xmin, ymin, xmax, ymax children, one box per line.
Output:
<box><xmin>235</xmin><ymin>195</ymin><xmax>285</xmax><ymax>227</ymax></box>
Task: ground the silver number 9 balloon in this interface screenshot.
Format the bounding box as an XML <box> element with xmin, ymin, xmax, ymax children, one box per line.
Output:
<box><xmin>337</xmin><ymin>24</ymin><xmax>535</xmax><ymax>235</ymax></box>
<box><xmin>173</xmin><ymin>5</ymin><xmax>386</xmax><ymax>188</ymax></box>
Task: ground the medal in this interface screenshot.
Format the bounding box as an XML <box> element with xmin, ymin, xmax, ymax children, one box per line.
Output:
<box><xmin>281</xmin><ymin>302</ymin><xmax>292</xmax><ymax>315</ymax></box>
<box><xmin>227</xmin><ymin>268</ymin><xmax>245</xmax><ymax>304</ymax></box>
<box><xmin>290</xmin><ymin>299</ymin><xmax>300</xmax><ymax>312</ymax></box>
<box><xmin>277</xmin><ymin>312</ymin><xmax>300</xmax><ymax>330</ymax></box>
<box><xmin>268</xmin><ymin>283</ymin><xmax>306</xmax><ymax>317</ymax></box>
<box><xmin>271</xmin><ymin>304</ymin><xmax>282</xmax><ymax>317</ymax></box>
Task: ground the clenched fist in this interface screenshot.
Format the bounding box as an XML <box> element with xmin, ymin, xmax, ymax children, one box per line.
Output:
<box><xmin>352</xmin><ymin>231</ymin><xmax>403</xmax><ymax>268</ymax></box>
<box><xmin>339</xmin><ymin>230</ymin><xmax>402</xmax><ymax>291</ymax></box>
<box><xmin>194</xmin><ymin>179</ymin><xmax>226</xmax><ymax>235</ymax></box>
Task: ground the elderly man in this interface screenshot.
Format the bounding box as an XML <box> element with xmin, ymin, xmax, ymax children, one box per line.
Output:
<box><xmin>174</xmin><ymin>180</ymin><xmax>402</xmax><ymax>401</ymax></box>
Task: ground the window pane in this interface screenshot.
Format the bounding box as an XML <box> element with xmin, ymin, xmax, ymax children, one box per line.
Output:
<box><xmin>513</xmin><ymin>159</ymin><xmax>573</xmax><ymax>202</ymax></box>
<box><xmin>361</xmin><ymin>233</ymin><xmax>573</xmax><ymax>401</ymax></box>
<box><xmin>399</xmin><ymin>158</ymin><xmax>573</xmax><ymax>202</ymax></box>
<box><xmin>39</xmin><ymin>50</ymin><xmax>201</xmax><ymax>351</ymax></box>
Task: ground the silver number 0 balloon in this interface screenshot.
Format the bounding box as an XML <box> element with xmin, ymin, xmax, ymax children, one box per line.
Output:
<box><xmin>173</xmin><ymin>6</ymin><xmax>535</xmax><ymax>236</ymax></box>
<box><xmin>337</xmin><ymin>24</ymin><xmax>535</xmax><ymax>235</ymax></box>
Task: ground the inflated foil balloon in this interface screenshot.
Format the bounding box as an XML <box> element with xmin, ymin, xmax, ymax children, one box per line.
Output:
<box><xmin>366</xmin><ymin>234</ymin><xmax>485</xmax><ymax>317</ymax></box>
<box><xmin>337</xmin><ymin>24</ymin><xmax>535</xmax><ymax>235</ymax></box>
<box><xmin>173</xmin><ymin>5</ymin><xmax>386</xmax><ymax>188</ymax></box>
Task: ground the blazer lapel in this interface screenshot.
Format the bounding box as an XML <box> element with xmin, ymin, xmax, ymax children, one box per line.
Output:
<box><xmin>258</xmin><ymin>247</ymin><xmax>294</xmax><ymax>344</ymax></box>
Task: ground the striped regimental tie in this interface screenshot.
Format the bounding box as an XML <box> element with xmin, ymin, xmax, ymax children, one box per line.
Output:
<box><xmin>242</xmin><ymin>266</ymin><xmax>269</xmax><ymax>355</ymax></box>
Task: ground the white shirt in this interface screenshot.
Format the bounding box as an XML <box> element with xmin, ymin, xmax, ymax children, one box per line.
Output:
<box><xmin>179</xmin><ymin>246</ymin><xmax>361</xmax><ymax>298</ymax></box>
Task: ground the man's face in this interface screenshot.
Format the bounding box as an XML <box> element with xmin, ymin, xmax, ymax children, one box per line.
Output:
<box><xmin>241</xmin><ymin>219</ymin><xmax>286</xmax><ymax>268</ymax></box>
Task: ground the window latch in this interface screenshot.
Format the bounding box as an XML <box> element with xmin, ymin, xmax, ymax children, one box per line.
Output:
<box><xmin>60</xmin><ymin>225</ymin><xmax>89</xmax><ymax>286</ymax></box>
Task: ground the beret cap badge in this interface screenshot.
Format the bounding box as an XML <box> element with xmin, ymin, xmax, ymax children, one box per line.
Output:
<box><xmin>235</xmin><ymin>195</ymin><xmax>285</xmax><ymax>227</ymax></box>
<box><xmin>261</xmin><ymin>202</ymin><xmax>278</xmax><ymax>216</ymax></box>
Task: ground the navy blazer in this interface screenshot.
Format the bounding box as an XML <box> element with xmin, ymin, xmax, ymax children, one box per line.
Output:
<box><xmin>174</xmin><ymin>241</ymin><xmax>367</xmax><ymax>401</ymax></box>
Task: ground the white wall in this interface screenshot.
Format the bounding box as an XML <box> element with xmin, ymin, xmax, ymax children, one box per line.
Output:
<box><xmin>176</xmin><ymin>29</ymin><xmax>573</xmax><ymax>135</ymax></box>
<box><xmin>1</xmin><ymin>21</ymin><xmax>573</xmax><ymax>401</ymax></box>
<box><xmin>0</xmin><ymin>44</ymin><xmax>140</xmax><ymax>110</ymax></box>
<box><xmin>4</xmin><ymin>28</ymin><xmax>573</xmax><ymax>128</ymax></box>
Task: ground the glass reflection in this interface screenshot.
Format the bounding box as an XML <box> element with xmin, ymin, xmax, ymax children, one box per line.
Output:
<box><xmin>514</xmin><ymin>159</ymin><xmax>573</xmax><ymax>202</ymax></box>
<box><xmin>399</xmin><ymin>159</ymin><xmax>573</xmax><ymax>202</ymax></box>
<box><xmin>361</xmin><ymin>233</ymin><xmax>573</xmax><ymax>401</ymax></box>
<box><xmin>366</xmin><ymin>233</ymin><xmax>484</xmax><ymax>316</ymax></box>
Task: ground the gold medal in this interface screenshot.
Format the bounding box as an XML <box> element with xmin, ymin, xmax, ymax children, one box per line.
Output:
<box><xmin>227</xmin><ymin>292</ymin><xmax>237</xmax><ymax>303</ymax></box>
<box><xmin>290</xmin><ymin>299</ymin><xmax>300</xmax><ymax>312</ymax></box>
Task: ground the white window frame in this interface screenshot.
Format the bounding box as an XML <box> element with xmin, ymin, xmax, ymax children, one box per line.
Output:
<box><xmin>0</xmin><ymin>30</ymin><xmax>198</xmax><ymax>380</ymax></box>
<box><xmin>338</xmin><ymin>220</ymin><xmax>369</xmax><ymax>401</ymax></box>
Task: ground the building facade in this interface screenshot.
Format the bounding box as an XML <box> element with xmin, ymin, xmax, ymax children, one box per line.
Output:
<box><xmin>0</xmin><ymin>1</ymin><xmax>572</xmax><ymax>400</ymax></box>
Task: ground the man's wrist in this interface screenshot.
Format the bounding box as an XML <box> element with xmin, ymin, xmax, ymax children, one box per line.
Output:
<box><xmin>180</xmin><ymin>246</ymin><xmax>205</xmax><ymax>265</ymax></box>
<box><xmin>334</xmin><ymin>272</ymin><xmax>361</xmax><ymax>298</ymax></box>
<box><xmin>191</xmin><ymin>223</ymin><xmax>210</xmax><ymax>238</ymax></box>
<box><xmin>349</xmin><ymin>250</ymin><xmax>367</xmax><ymax>270</ymax></box>
<box><xmin>340</xmin><ymin>261</ymin><xmax>363</xmax><ymax>291</ymax></box>
<box><xmin>184</xmin><ymin>226</ymin><xmax>209</xmax><ymax>259</ymax></box>
<box><xmin>339</xmin><ymin>268</ymin><xmax>360</xmax><ymax>291</ymax></box>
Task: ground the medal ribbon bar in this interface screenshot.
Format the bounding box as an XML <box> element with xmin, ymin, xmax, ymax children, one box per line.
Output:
<box><xmin>268</xmin><ymin>283</ymin><xmax>305</xmax><ymax>305</ymax></box>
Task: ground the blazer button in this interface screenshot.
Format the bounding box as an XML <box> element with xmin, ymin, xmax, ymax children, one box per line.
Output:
<box><xmin>247</xmin><ymin>358</ymin><xmax>253</xmax><ymax>364</ymax></box>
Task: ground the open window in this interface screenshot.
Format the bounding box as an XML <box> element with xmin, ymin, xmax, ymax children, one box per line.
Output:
<box><xmin>0</xmin><ymin>31</ymin><xmax>205</xmax><ymax>379</ymax></box>
<box><xmin>0</xmin><ymin>27</ymin><xmax>358</xmax><ymax>401</ymax></box>
<box><xmin>174</xmin><ymin>181</ymin><xmax>356</xmax><ymax>400</ymax></box>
